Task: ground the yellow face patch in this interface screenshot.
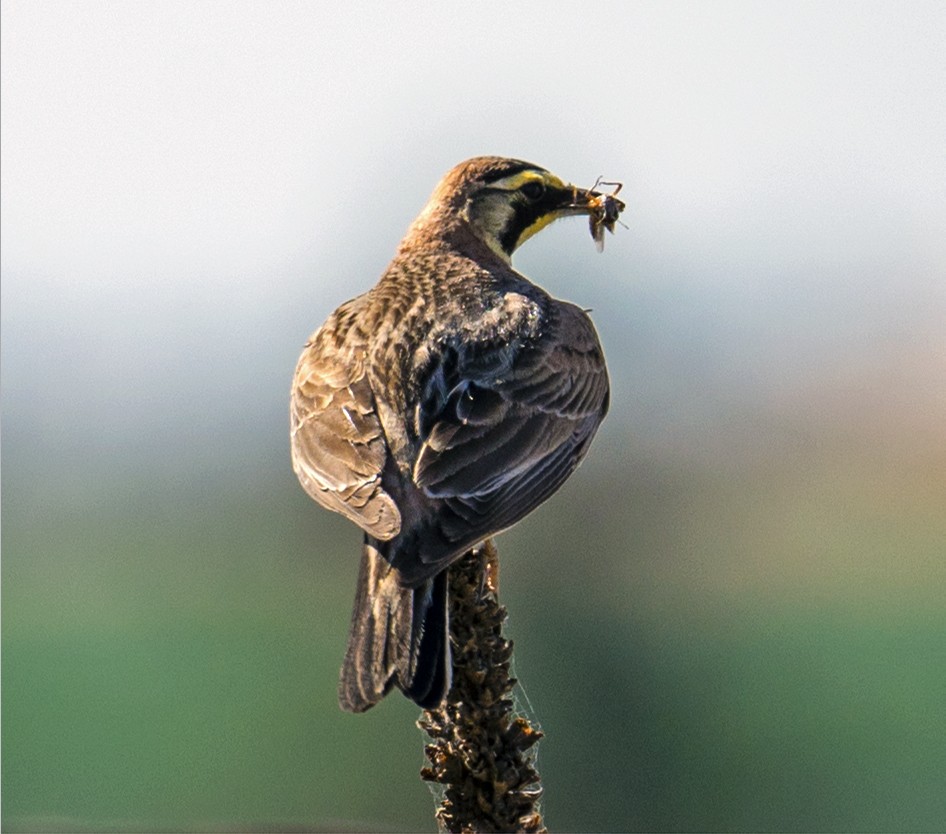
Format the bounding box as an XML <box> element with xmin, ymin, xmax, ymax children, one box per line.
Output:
<box><xmin>516</xmin><ymin>210</ymin><xmax>563</xmax><ymax>247</ymax></box>
<box><xmin>487</xmin><ymin>170</ymin><xmax>570</xmax><ymax>249</ymax></box>
<box><xmin>464</xmin><ymin>167</ymin><xmax>578</xmax><ymax>259</ymax></box>
<box><xmin>489</xmin><ymin>170</ymin><xmax>566</xmax><ymax>193</ymax></box>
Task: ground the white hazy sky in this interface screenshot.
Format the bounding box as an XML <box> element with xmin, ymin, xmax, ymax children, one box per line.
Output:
<box><xmin>2</xmin><ymin>1</ymin><xmax>945</xmax><ymax>471</ymax></box>
<box><xmin>3</xmin><ymin>2</ymin><xmax>944</xmax><ymax>288</ymax></box>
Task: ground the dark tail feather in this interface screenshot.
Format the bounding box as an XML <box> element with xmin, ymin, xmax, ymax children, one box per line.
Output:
<box><xmin>404</xmin><ymin>568</ymin><xmax>450</xmax><ymax>708</ymax></box>
<box><xmin>337</xmin><ymin>538</ymin><xmax>451</xmax><ymax>712</ymax></box>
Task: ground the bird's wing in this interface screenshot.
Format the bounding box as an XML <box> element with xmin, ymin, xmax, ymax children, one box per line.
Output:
<box><xmin>408</xmin><ymin>301</ymin><xmax>608</xmax><ymax>573</ymax></box>
<box><xmin>290</xmin><ymin>308</ymin><xmax>401</xmax><ymax>540</ymax></box>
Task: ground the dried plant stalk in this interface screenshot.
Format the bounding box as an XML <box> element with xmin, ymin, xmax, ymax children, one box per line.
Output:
<box><xmin>418</xmin><ymin>539</ymin><xmax>546</xmax><ymax>833</ymax></box>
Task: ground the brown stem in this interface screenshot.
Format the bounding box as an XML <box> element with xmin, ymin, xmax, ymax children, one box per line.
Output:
<box><xmin>418</xmin><ymin>540</ymin><xmax>546</xmax><ymax>833</ymax></box>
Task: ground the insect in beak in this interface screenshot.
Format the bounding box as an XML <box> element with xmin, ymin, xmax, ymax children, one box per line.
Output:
<box><xmin>576</xmin><ymin>177</ymin><xmax>627</xmax><ymax>252</ymax></box>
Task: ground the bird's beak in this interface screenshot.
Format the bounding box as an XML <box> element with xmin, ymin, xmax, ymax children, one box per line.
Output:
<box><xmin>562</xmin><ymin>186</ymin><xmax>599</xmax><ymax>215</ymax></box>
<box><xmin>562</xmin><ymin>185</ymin><xmax>626</xmax><ymax>217</ymax></box>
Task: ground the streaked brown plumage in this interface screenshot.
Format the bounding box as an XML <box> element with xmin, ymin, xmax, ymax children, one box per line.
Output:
<box><xmin>290</xmin><ymin>157</ymin><xmax>616</xmax><ymax>712</ymax></box>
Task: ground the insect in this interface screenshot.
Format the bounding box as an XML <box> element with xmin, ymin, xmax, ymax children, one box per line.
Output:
<box><xmin>585</xmin><ymin>177</ymin><xmax>626</xmax><ymax>252</ymax></box>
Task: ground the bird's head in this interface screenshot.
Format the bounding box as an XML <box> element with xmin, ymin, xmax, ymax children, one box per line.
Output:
<box><xmin>408</xmin><ymin>156</ymin><xmax>623</xmax><ymax>262</ymax></box>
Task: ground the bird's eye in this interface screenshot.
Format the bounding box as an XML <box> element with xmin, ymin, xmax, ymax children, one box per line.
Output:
<box><xmin>520</xmin><ymin>181</ymin><xmax>546</xmax><ymax>202</ymax></box>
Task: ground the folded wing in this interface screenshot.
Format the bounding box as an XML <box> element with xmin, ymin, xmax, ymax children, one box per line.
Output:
<box><xmin>400</xmin><ymin>302</ymin><xmax>609</xmax><ymax>583</ymax></box>
<box><xmin>290</xmin><ymin>306</ymin><xmax>401</xmax><ymax>541</ymax></box>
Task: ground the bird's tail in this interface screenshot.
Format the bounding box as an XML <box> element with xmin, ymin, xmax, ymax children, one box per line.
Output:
<box><xmin>338</xmin><ymin>537</ymin><xmax>450</xmax><ymax>712</ymax></box>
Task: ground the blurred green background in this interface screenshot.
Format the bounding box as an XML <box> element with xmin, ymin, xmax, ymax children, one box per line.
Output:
<box><xmin>3</xmin><ymin>2</ymin><xmax>945</xmax><ymax>831</ymax></box>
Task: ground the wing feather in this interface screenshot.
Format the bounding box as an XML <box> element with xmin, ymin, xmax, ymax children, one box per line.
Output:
<box><xmin>290</xmin><ymin>310</ymin><xmax>401</xmax><ymax>540</ymax></box>
<box><xmin>393</xmin><ymin>301</ymin><xmax>609</xmax><ymax>583</ymax></box>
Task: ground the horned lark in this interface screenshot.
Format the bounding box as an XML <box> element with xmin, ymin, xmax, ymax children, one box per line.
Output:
<box><xmin>290</xmin><ymin>157</ymin><xmax>619</xmax><ymax>712</ymax></box>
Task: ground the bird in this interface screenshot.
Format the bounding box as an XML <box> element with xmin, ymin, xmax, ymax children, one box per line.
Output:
<box><xmin>290</xmin><ymin>156</ymin><xmax>616</xmax><ymax>713</ymax></box>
